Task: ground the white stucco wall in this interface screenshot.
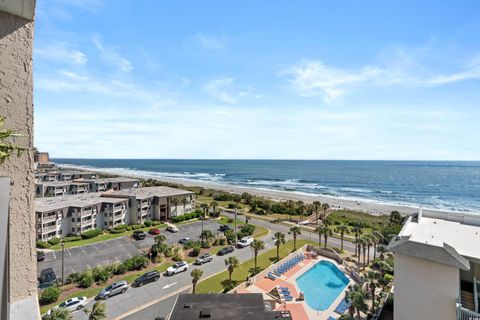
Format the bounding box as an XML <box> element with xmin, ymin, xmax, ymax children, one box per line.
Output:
<box><xmin>394</xmin><ymin>253</ymin><xmax>460</xmax><ymax>320</ymax></box>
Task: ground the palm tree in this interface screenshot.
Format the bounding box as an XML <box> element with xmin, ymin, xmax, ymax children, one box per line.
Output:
<box><xmin>155</xmin><ymin>234</ymin><xmax>166</xmax><ymax>244</ymax></box>
<box><xmin>347</xmin><ymin>284</ymin><xmax>368</xmax><ymax>319</ymax></box>
<box><xmin>351</xmin><ymin>225</ymin><xmax>363</xmax><ymax>257</ymax></box>
<box><xmin>200</xmin><ymin>203</ymin><xmax>209</xmax><ymax>217</ymax></box>
<box><xmin>314</xmin><ymin>226</ymin><xmax>322</xmax><ymax>248</ymax></box>
<box><xmin>224</xmin><ymin>256</ymin><xmax>240</xmax><ymax>287</ymax></box>
<box><xmin>296</xmin><ymin>201</ymin><xmax>305</xmax><ymax>221</ymax></box>
<box><xmin>313</xmin><ymin>201</ymin><xmax>321</xmax><ymax>224</ymax></box>
<box><xmin>335</xmin><ymin>224</ymin><xmax>350</xmax><ymax>251</ymax></box>
<box><xmin>365</xmin><ymin>235</ymin><xmax>374</xmax><ymax>265</ymax></box>
<box><xmin>289</xmin><ymin>226</ymin><xmax>301</xmax><ymax>251</ymax></box>
<box><xmin>210</xmin><ymin>201</ymin><xmax>218</xmax><ymax>215</ymax></box>
<box><xmin>273</xmin><ymin>232</ymin><xmax>286</xmax><ymax>260</ymax></box>
<box><xmin>285</xmin><ymin>200</ymin><xmax>295</xmax><ymax>221</ymax></box>
<box><xmin>83</xmin><ymin>301</ymin><xmax>106</xmax><ymax>320</ymax></box>
<box><xmin>251</xmin><ymin>239</ymin><xmax>265</xmax><ymax>271</ymax></box>
<box><xmin>367</xmin><ymin>270</ymin><xmax>381</xmax><ymax>315</ymax></box>
<box><xmin>190</xmin><ymin>268</ymin><xmax>204</xmax><ymax>294</ymax></box>
<box><xmin>316</xmin><ymin>225</ymin><xmax>330</xmax><ymax>248</ymax></box>
<box><xmin>359</xmin><ymin>237</ymin><xmax>368</xmax><ymax>270</ymax></box>
<box><xmin>371</xmin><ymin>231</ymin><xmax>384</xmax><ymax>259</ymax></box>
<box><xmin>376</xmin><ymin>245</ymin><xmax>388</xmax><ymax>261</ymax></box>
<box><xmin>321</xmin><ymin>203</ymin><xmax>330</xmax><ymax>220</ymax></box>
<box><xmin>171</xmin><ymin>197</ymin><xmax>180</xmax><ymax>215</ymax></box>
<box><xmin>181</xmin><ymin>197</ymin><xmax>188</xmax><ymax>212</ymax></box>
<box><xmin>43</xmin><ymin>308</ymin><xmax>73</xmax><ymax>320</ymax></box>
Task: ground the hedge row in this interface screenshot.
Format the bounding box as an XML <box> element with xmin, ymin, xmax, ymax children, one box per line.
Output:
<box><xmin>171</xmin><ymin>211</ymin><xmax>202</xmax><ymax>223</ymax></box>
<box><xmin>81</xmin><ymin>228</ymin><xmax>103</xmax><ymax>239</ymax></box>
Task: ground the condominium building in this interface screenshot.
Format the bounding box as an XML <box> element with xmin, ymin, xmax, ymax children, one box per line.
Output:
<box><xmin>80</xmin><ymin>177</ymin><xmax>140</xmax><ymax>192</ymax></box>
<box><xmin>34</xmin><ymin>171</ymin><xmax>98</xmax><ymax>183</ymax></box>
<box><xmin>35</xmin><ymin>194</ymin><xmax>129</xmax><ymax>241</ymax></box>
<box><xmin>106</xmin><ymin>186</ymin><xmax>196</xmax><ymax>224</ymax></box>
<box><xmin>388</xmin><ymin>209</ymin><xmax>480</xmax><ymax>320</ymax></box>
<box><xmin>35</xmin><ymin>186</ymin><xmax>195</xmax><ymax>240</ymax></box>
<box><xmin>35</xmin><ymin>177</ymin><xmax>139</xmax><ymax>197</ymax></box>
<box><xmin>35</xmin><ymin>181</ymin><xmax>90</xmax><ymax>197</ymax></box>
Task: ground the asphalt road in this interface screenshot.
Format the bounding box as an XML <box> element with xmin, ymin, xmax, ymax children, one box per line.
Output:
<box><xmin>37</xmin><ymin>220</ymin><xmax>224</xmax><ymax>279</ymax></box>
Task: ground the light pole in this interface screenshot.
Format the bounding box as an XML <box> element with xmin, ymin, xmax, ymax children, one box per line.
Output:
<box><xmin>234</xmin><ymin>208</ymin><xmax>238</xmax><ymax>246</ymax></box>
<box><xmin>61</xmin><ymin>241</ymin><xmax>65</xmax><ymax>285</ymax></box>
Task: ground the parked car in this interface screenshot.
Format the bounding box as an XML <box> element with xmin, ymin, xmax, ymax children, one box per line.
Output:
<box><xmin>97</xmin><ymin>280</ymin><xmax>129</xmax><ymax>300</ymax></box>
<box><xmin>133</xmin><ymin>271</ymin><xmax>160</xmax><ymax>287</ymax></box>
<box><xmin>219</xmin><ymin>224</ymin><xmax>230</xmax><ymax>232</ymax></box>
<box><xmin>132</xmin><ymin>230</ymin><xmax>146</xmax><ymax>240</ymax></box>
<box><xmin>195</xmin><ymin>253</ymin><xmax>213</xmax><ymax>265</ymax></box>
<box><xmin>217</xmin><ymin>246</ymin><xmax>235</xmax><ymax>256</ymax></box>
<box><xmin>38</xmin><ymin>268</ymin><xmax>57</xmax><ymax>288</ymax></box>
<box><xmin>178</xmin><ymin>237</ymin><xmax>191</xmax><ymax>245</ymax></box>
<box><xmin>166</xmin><ymin>225</ymin><xmax>179</xmax><ymax>233</ymax></box>
<box><xmin>37</xmin><ymin>251</ymin><xmax>46</xmax><ymax>262</ymax></box>
<box><xmin>166</xmin><ymin>261</ymin><xmax>188</xmax><ymax>276</ymax></box>
<box><xmin>149</xmin><ymin>228</ymin><xmax>161</xmax><ymax>235</ymax></box>
<box><xmin>46</xmin><ymin>296</ymin><xmax>87</xmax><ymax>315</ymax></box>
<box><xmin>237</xmin><ymin>236</ymin><xmax>254</xmax><ymax>248</ymax></box>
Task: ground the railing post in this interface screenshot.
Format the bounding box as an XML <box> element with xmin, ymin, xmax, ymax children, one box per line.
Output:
<box><xmin>0</xmin><ymin>177</ymin><xmax>11</xmax><ymax>320</ymax></box>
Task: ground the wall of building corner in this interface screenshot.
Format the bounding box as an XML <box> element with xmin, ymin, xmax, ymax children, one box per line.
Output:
<box><xmin>0</xmin><ymin>6</ymin><xmax>40</xmax><ymax>320</ymax></box>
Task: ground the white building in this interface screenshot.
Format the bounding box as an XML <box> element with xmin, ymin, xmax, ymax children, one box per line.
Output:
<box><xmin>388</xmin><ymin>209</ymin><xmax>480</xmax><ymax>320</ymax></box>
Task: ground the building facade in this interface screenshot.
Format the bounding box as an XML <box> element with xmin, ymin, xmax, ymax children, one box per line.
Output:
<box><xmin>388</xmin><ymin>209</ymin><xmax>480</xmax><ymax>320</ymax></box>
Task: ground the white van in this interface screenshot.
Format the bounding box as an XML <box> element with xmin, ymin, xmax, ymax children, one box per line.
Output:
<box><xmin>237</xmin><ymin>236</ymin><xmax>254</xmax><ymax>248</ymax></box>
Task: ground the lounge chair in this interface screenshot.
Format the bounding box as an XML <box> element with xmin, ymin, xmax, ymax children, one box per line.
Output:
<box><xmin>267</xmin><ymin>272</ymin><xmax>277</xmax><ymax>281</ymax></box>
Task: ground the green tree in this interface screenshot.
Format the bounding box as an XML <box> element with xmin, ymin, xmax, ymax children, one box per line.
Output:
<box><xmin>359</xmin><ymin>237</ymin><xmax>368</xmax><ymax>270</ymax></box>
<box><xmin>371</xmin><ymin>231</ymin><xmax>384</xmax><ymax>259</ymax></box>
<box><xmin>224</xmin><ymin>256</ymin><xmax>240</xmax><ymax>287</ymax></box>
<box><xmin>351</xmin><ymin>224</ymin><xmax>363</xmax><ymax>257</ymax></box>
<box><xmin>321</xmin><ymin>203</ymin><xmax>330</xmax><ymax>220</ymax></box>
<box><xmin>154</xmin><ymin>234</ymin><xmax>166</xmax><ymax>244</ymax></box>
<box><xmin>190</xmin><ymin>268</ymin><xmax>204</xmax><ymax>294</ymax></box>
<box><xmin>347</xmin><ymin>284</ymin><xmax>368</xmax><ymax>319</ymax></box>
<box><xmin>200</xmin><ymin>203</ymin><xmax>209</xmax><ymax>217</ymax></box>
<box><xmin>210</xmin><ymin>201</ymin><xmax>218</xmax><ymax>214</ymax></box>
<box><xmin>83</xmin><ymin>301</ymin><xmax>107</xmax><ymax>320</ymax></box>
<box><xmin>0</xmin><ymin>116</ymin><xmax>26</xmax><ymax>164</ymax></box>
<box><xmin>377</xmin><ymin>245</ymin><xmax>388</xmax><ymax>261</ymax></box>
<box><xmin>289</xmin><ymin>226</ymin><xmax>301</xmax><ymax>251</ymax></box>
<box><xmin>367</xmin><ymin>270</ymin><xmax>381</xmax><ymax>315</ymax></box>
<box><xmin>365</xmin><ymin>235</ymin><xmax>374</xmax><ymax>265</ymax></box>
<box><xmin>273</xmin><ymin>232</ymin><xmax>286</xmax><ymax>260</ymax></box>
<box><xmin>316</xmin><ymin>225</ymin><xmax>330</xmax><ymax>248</ymax></box>
<box><xmin>250</xmin><ymin>239</ymin><xmax>265</xmax><ymax>272</ymax></box>
<box><xmin>43</xmin><ymin>308</ymin><xmax>73</xmax><ymax>320</ymax></box>
<box><xmin>181</xmin><ymin>197</ymin><xmax>188</xmax><ymax>212</ymax></box>
<box><xmin>313</xmin><ymin>201</ymin><xmax>321</xmax><ymax>224</ymax></box>
<box><xmin>335</xmin><ymin>224</ymin><xmax>350</xmax><ymax>251</ymax></box>
<box><xmin>285</xmin><ymin>200</ymin><xmax>295</xmax><ymax>221</ymax></box>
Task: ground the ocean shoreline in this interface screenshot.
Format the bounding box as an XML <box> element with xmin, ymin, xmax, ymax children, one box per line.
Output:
<box><xmin>56</xmin><ymin>164</ymin><xmax>472</xmax><ymax>217</ymax></box>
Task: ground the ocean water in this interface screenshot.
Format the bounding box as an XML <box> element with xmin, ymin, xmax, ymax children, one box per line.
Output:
<box><xmin>53</xmin><ymin>159</ymin><xmax>480</xmax><ymax>213</ymax></box>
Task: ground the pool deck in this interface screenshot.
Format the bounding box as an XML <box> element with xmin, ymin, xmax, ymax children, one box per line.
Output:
<box><xmin>235</xmin><ymin>249</ymin><xmax>354</xmax><ymax>320</ymax></box>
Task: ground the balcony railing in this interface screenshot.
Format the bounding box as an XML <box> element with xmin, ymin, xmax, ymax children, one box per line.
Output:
<box><xmin>41</xmin><ymin>225</ymin><xmax>57</xmax><ymax>233</ymax></box>
<box><xmin>42</xmin><ymin>215</ymin><xmax>57</xmax><ymax>223</ymax></box>
<box><xmin>457</xmin><ymin>303</ymin><xmax>480</xmax><ymax>320</ymax></box>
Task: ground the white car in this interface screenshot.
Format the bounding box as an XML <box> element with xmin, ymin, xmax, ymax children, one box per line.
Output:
<box><xmin>237</xmin><ymin>236</ymin><xmax>254</xmax><ymax>248</ymax></box>
<box><xmin>166</xmin><ymin>261</ymin><xmax>188</xmax><ymax>276</ymax></box>
<box><xmin>46</xmin><ymin>296</ymin><xmax>87</xmax><ymax>314</ymax></box>
<box><xmin>166</xmin><ymin>225</ymin><xmax>179</xmax><ymax>233</ymax></box>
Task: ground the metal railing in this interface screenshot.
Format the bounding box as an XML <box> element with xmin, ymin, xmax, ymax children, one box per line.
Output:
<box><xmin>457</xmin><ymin>302</ymin><xmax>480</xmax><ymax>320</ymax></box>
<box><xmin>474</xmin><ymin>277</ymin><xmax>480</xmax><ymax>313</ymax></box>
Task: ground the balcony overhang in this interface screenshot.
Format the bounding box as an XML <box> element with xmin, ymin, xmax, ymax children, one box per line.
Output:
<box><xmin>0</xmin><ymin>0</ymin><xmax>36</xmax><ymax>20</ymax></box>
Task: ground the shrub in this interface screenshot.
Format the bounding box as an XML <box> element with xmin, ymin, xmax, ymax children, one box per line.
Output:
<box><xmin>63</xmin><ymin>236</ymin><xmax>82</xmax><ymax>243</ymax></box>
<box><xmin>191</xmin><ymin>245</ymin><xmax>201</xmax><ymax>257</ymax></box>
<box><xmin>172</xmin><ymin>246</ymin><xmax>185</xmax><ymax>261</ymax></box>
<box><xmin>36</xmin><ymin>241</ymin><xmax>51</xmax><ymax>249</ymax></box>
<box><xmin>113</xmin><ymin>224</ymin><xmax>128</xmax><ymax>230</ymax></box>
<box><xmin>131</xmin><ymin>224</ymin><xmax>143</xmax><ymax>230</ymax></box>
<box><xmin>123</xmin><ymin>255</ymin><xmax>149</xmax><ymax>271</ymax></box>
<box><xmin>219</xmin><ymin>237</ymin><xmax>227</xmax><ymax>246</ymax></box>
<box><xmin>39</xmin><ymin>286</ymin><xmax>61</xmax><ymax>305</ymax></box>
<box><xmin>92</xmin><ymin>266</ymin><xmax>111</xmax><ymax>284</ymax></box>
<box><xmin>114</xmin><ymin>263</ymin><xmax>127</xmax><ymax>275</ymax></box>
<box><xmin>171</xmin><ymin>216</ymin><xmax>184</xmax><ymax>223</ymax></box>
<box><xmin>111</xmin><ymin>229</ymin><xmax>126</xmax><ymax>234</ymax></box>
<box><xmin>78</xmin><ymin>272</ymin><xmax>94</xmax><ymax>288</ymax></box>
<box><xmin>227</xmin><ymin>218</ymin><xmax>234</xmax><ymax>223</ymax></box>
<box><xmin>240</xmin><ymin>224</ymin><xmax>255</xmax><ymax>236</ymax></box>
<box><xmin>66</xmin><ymin>272</ymin><xmax>81</xmax><ymax>284</ymax></box>
<box><xmin>81</xmin><ymin>228</ymin><xmax>102</xmax><ymax>239</ymax></box>
<box><xmin>47</xmin><ymin>237</ymin><xmax>61</xmax><ymax>246</ymax></box>
<box><xmin>144</xmin><ymin>220</ymin><xmax>153</xmax><ymax>227</ymax></box>
<box><xmin>126</xmin><ymin>226</ymin><xmax>132</xmax><ymax>231</ymax></box>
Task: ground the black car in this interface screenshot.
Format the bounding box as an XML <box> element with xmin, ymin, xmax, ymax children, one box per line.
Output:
<box><xmin>37</xmin><ymin>251</ymin><xmax>46</xmax><ymax>262</ymax></box>
<box><xmin>219</xmin><ymin>225</ymin><xmax>230</xmax><ymax>232</ymax></box>
<box><xmin>38</xmin><ymin>268</ymin><xmax>57</xmax><ymax>288</ymax></box>
<box><xmin>217</xmin><ymin>246</ymin><xmax>235</xmax><ymax>256</ymax></box>
<box><xmin>133</xmin><ymin>271</ymin><xmax>160</xmax><ymax>287</ymax></box>
<box><xmin>132</xmin><ymin>230</ymin><xmax>146</xmax><ymax>240</ymax></box>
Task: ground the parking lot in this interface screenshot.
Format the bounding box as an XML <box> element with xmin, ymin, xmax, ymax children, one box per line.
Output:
<box><xmin>37</xmin><ymin>219</ymin><xmax>225</xmax><ymax>279</ymax></box>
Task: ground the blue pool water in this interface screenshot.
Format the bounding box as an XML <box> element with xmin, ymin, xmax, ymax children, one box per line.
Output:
<box><xmin>295</xmin><ymin>260</ymin><xmax>349</xmax><ymax>311</ymax></box>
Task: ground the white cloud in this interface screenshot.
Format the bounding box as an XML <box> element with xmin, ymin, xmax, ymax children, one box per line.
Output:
<box><xmin>193</xmin><ymin>33</ymin><xmax>225</xmax><ymax>50</ymax></box>
<box><xmin>202</xmin><ymin>77</ymin><xmax>257</xmax><ymax>104</ymax></box>
<box><xmin>283</xmin><ymin>54</ymin><xmax>480</xmax><ymax>102</ymax></box>
<box><xmin>35</xmin><ymin>42</ymin><xmax>87</xmax><ymax>65</ymax></box>
<box><xmin>92</xmin><ymin>36</ymin><xmax>133</xmax><ymax>72</ymax></box>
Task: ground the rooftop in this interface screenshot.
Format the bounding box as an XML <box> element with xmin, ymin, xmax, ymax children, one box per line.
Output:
<box><xmin>35</xmin><ymin>193</ymin><xmax>126</xmax><ymax>212</ymax></box>
<box><xmin>75</xmin><ymin>177</ymin><xmax>139</xmax><ymax>184</ymax></box>
<box><xmin>106</xmin><ymin>186</ymin><xmax>193</xmax><ymax>199</ymax></box>
<box><xmin>169</xmin><ymin>294</ymin><xmax>292</xmax><ymax>320</ymax></box>
<box><xmin>37</xmin><ymin>181</ymin><xmax>90</xmax><ymax>187</ymax></box>
<box><xmin>388</xmin><ymin>210</ymin><xmax>480</xmax><ymax>268</ymax></box>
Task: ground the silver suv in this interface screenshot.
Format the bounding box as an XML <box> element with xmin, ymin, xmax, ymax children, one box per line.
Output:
<box><xmin>97</xmin><ymin>280</ymin><xmax>129</xmax><ymax>300</ymax></box>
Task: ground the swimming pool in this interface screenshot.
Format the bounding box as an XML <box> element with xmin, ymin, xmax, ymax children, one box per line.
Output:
<box><xmin>295</xmin><ymin>260</ymin><xmax>349</xmax><ymax>311</ymax></box>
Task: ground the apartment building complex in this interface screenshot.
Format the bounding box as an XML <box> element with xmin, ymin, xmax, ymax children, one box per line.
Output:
<box><xmin>34</xmin><ymin>171</ymin><xmax>98</xmax><ymax>183</ymax></box>
<box><xmin>388</xmin><ymin>209</ymin><xmax>480</xmax><ymax>320</ymax></box>
<box><xmin>35</xmin><ymin>186</ymin><xmax>195</xmax><ymax>241</ymax></box>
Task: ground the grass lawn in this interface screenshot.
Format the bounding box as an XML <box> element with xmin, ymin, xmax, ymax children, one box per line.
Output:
<box><xmin>49</xmin><ymin>224</ymin><xmax>166</xmax><ymax>250</ymax></box>
<box><xmin>195</xmin><ymin>239</ymin><xmax>317</xmax><ymax>294</ymax></box>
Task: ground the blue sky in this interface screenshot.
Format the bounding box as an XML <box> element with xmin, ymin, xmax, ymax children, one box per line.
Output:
<box><xmin>34</xmin><ymin>0</ymin><xmax>480</xmax><ymax>160</ymax></box>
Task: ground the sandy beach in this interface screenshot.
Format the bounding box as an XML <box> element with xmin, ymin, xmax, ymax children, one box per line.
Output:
<box><xmin>58</xmin><ymin>164</ymin><xmax>460</xmax><ymax>216</ymax></box>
